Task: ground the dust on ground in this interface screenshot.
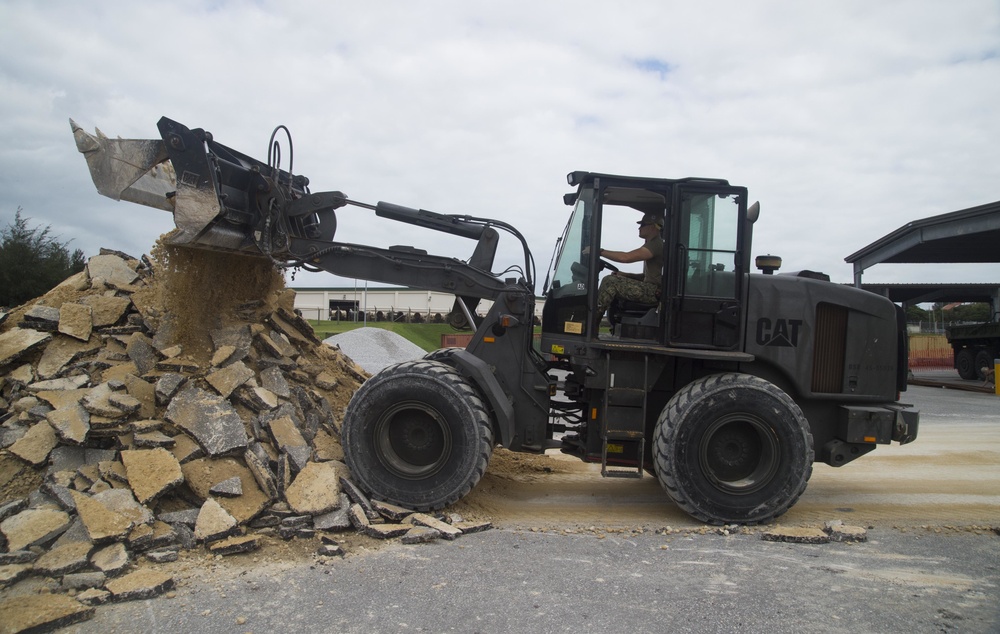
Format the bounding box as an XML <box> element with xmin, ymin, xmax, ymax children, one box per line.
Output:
<box><xmin>454</xmin><ymin>411</ymin><xmax>1000</xmax><ymax>535</ymax></box>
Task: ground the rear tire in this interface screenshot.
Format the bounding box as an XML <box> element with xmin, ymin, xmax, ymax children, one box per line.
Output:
<box><xmin>342</xmin><ymin>359</ymin><xmax>493</xmax><ymax>511</ymax></box>
<box><xmin>653</xmin><ymin>373</ymin><xmax>813</xmax><ymax>525</ymax></box>
<box><xmin>956</xmin><ymin>348</ymin><xmax>977</xmax><ymax>380</ymax></box>
<box><xmin>974</xmin><ymin>349</ymin><xmax>994</xmax><ymax>381</ymax></box>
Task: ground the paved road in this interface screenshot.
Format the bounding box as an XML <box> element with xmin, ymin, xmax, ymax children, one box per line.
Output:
<box><xmin>70</xmin><ymin>527</ymin><xmax>999</xmax><ymax>634</ymax></box>
<box><xmin>65</xmin><ymin>384</ymin><xmax>1000</xmax><ymax>634</ymax></box>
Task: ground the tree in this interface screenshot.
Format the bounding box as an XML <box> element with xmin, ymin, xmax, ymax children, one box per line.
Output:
<box><xmin>0</xmin><ymin>208</ymin><xmax>87</xmax><ymax>308</ymax></box>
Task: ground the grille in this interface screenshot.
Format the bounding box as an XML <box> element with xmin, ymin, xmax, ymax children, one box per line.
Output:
<box><xmin>811</xmin><ymin>302</ymin><xmax>848</xmax><ymax>393</ymax></box>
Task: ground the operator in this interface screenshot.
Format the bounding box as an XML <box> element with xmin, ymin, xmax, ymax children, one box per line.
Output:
<box><xmin>596</xmin><ymin>211</ymin><xmax>664</xmax><ymax>319</ymax></box>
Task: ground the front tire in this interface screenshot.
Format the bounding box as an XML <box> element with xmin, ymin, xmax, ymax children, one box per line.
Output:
<box><xmin>342</xmin><ymin>359</ymin><xmax>494</xmax><ymax>511</ymax></box>
<box><xmin>653</xmin><ymin>373</ymin><xmax>813</xmax><ymax>525</ymax></box>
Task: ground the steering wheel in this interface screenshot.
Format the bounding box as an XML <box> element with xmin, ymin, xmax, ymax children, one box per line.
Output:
<box><xmin>599</xmin><ymin>259</ymin><xmax>619</xmax><ymax>273</ymax></box>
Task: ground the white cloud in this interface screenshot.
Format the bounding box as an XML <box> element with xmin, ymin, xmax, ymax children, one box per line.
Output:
<box><xmin>1</xmin><ymin>0</ymin><xmax>997</xmax><ymax>293</ymax></box>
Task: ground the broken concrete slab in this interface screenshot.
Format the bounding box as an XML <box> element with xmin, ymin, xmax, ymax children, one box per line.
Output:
<box><xmin>61</xmin><ymin>571</ymin><xmax>107</xmax><ymax>591</ymax></box>
<box><xmin>401</xmin><ymin>526</ymin><xmax>441</xmax><ymax>544</ymax></box>
<box><xmin>0</xmin><ymin>551</ymin><xmax>37</xmax><ymax>566</ymax></box>
<box><xmin>761</xmin><ymin>526</ymin><xmax>831</xmax><ymax>544</ymax></box>
<box><xmin>81</xmin><ymin>383</ymin><xmax>128</xmax><ymax>419</ymax></box>
<box><xmin>90</xmin><ymin>542</ymin><xmax>131</xmax><ymax>577</ymax></box>
<box><xmin>209</xmin><ymin>476</ymin><xmax>243</xmax><ymax>498</ymax></box>
<box><xmin>0</xmin><ymin>328</ymin><xmax>52</xmax><ymax>368</ymax></box>
<box><xmin>0</xmin><ymin>593</ymin><xmax>95</xmax><ymax>632</ymax></box>
<box><xmin>341</xmin><ymin>477</ymin><xmax>380</xmax><ymax>521</ymax></box>
<box><xmin>235</xmin><ymin>385</ymin><xmax>279</xmax><ymax>413</ymax></box>
<box><xmin>133</xmin><ymin>430</ymin><xmax>175</xmax><ymax>448</ymax></box>
<box><xmin>80</xmin><ymin>294</ymin><xmax>131</xmax><ymax>327</ymax></box>
<box><xmin>51</xmin><ymin>511</ymin><xmax>90</xmax><ymax>548</ymax></box>
<box><xmin>76</xmin><ymin>588</ymin><xmax>111</xmax><ymax>605</ymax></box>
<box><xmin>166</xmin><ymin>386</ymin><xmax>248</xmax><ymax>456</ymax></box>
<box><xmin>211</xmin><ymin>345</ymin><xmax>238</xmax><ymax>368</ymax></box>
<box><xmin>260</xmin><ymin>365</ymin><xmax>291</xmax><ymax>398</ymax></box>
<box><xmin>92</xmin><ymin>489</ymin><xmax>154</xmax><ymax>526</ymax></box>
<box><xmin>22</xmin><ymin>304</ymin><xmax>60</xmax><ymax>328</ymax></box>
<box><xmin>825</xmin><ymin>522</ymin><xmax>868</xmax><ymax>542</ymax></box>
<box><xmin>29</xmin><ymin>375</ymin><xmax>90</xmax><ymax>395</ymax></box>
<box><xmin>154</xmin><ymin>373</ymin><xmax>186</xmax><ymax>404</ymax></box>
<box><xmin>267</xmin><ymin>415</ymin><xmax>309</xmax><ymax>452</ymax></box>
<box><xmin>284</xmin><ymin>461</ymin><xmax>342</xmax><ymax>516</ymax></box>
<box><xmin>36</xmin><ymin>335</ymin><xmax>101</xmax><ymax>380</ymax></box>
<box><xmin>0</xmin><ymin>508</ymin><xmax>71</xmax><ymax>552</ymax></box>
<box><xmin>159</xmin><ymin>345</ymin><xmax>183</xmax><ymax>359</ymax></box>
<box><xmin>409</xmin><ymin>513</ymin><xmax>462</xmax><ymax>540</ymax></box>
<box><xmin>32</xmin><ymin>540</ymin><xmax>93</xmax><ymax>576</ymax></box>
<box><xmin>108</xmin><ymin>390</ymin><xmax>142</xmax><ymax>415</ymax></box>
<box><xmin>316</xmin><ymin>543</ymin><xmax>345</xmax><ymax>557</ymax></box>
<box><xmin>145</xmin><ymin>548</ymin><xmax>178</xmax><ymax>564</ymax></box>
<box><xmin>58</xmin><ymin>302</ymin><xmax>94</xmax><ymax>341</ymax></box>
<box><xmin>0</xmin><ymin>498</ymin><xmax>28</xmax><ymax>522</ymax></box>
<box><xmin>125</xmin><ymin>333</ymin><xmax>157</xmax><ymax>375</ymax></box>
<box><xmin>45</xmin><ymin>403</ymin><xmax>91</xmax><ymax>445</ymax></box>
<box><xmin>70</xmin><ymin>490</ymin><xmax>134</xmax><ymax>544</ymax></box>
<box><xmin>194</xmin><ymin>498</ymin><xmax>239</xmax><ymax>543</ymax></box>
<box><xmin>372</xmin><ymin>500</ymin><xmax>413</xmax><ymax>522</ymax></box>
<box><xmin>123</xmin><ymin>374</ymin><xmax>155</xmax><ymax>419</ymax></box>
<box><xmin>105</xmin><ymin>568</ymin><xmax>174</xmax><ymax>602</ymax></box>
<box><xmin>169</xmin><ymin>433</ymin><xmax>204</xmax><ymax>464</ymax></box>
<box><xmin>205</xmin><ymin>360</ymin><xmax>255</xmax><ymax>398</ymax></box>
<box><xmin>243</xmin><ymin>445</ymin><xmax>279</xmax><ymax>500</ymax></box>
<box><xmin>452</xmin><ymin>520</ymin><xmax>493</xmax><ymax>535</ymax></box>
<box><xmin>120</xmin><ymin>448</ymin><xmax>184</xmax><ymax>504</ymax></box>
<box><xmin>87</xmin><ymin>253</ymin><xmax>139</xmax><ymax>287</ymax></box>
<box><xmin>127</xmin><ymin>523</ymin><xmax>154</xmax><ymax>551</ymax></box>
<box><xmin>181</xmin><ymin>457</ymin><xmax>270</xmax><ymax>524</ymax></box>
<box><xmin>8</xmin><ymin>420</ymin><xmax>60</xmax><ymax>466</ymax></box>
<box><xmin>0</xmin><ymin>564</ymin><xmax>33</xmax><ymax>590</ymax></box>
<box><xmin>210</xmin><ymin>325</ymin><xmax>252</xmax><ymax>362</ymax></box>
<box><xmin>157</xmin><ymin>509</ymin><xmax>199</xmax><ymax>527</ymax></box>
<box><xmin>208</xmin><ymin>534</ymin><xmax>261</xmax><ymax>556</ymax></box>
<box><xmin>348</xmin><ymin>504</ymin><xmax>410</xmax><ymax>539</ymax></box>
<box><xmin>314</xmin><ymin>371</ymin><xmax>340</xmax><ymax>391</ymax></box>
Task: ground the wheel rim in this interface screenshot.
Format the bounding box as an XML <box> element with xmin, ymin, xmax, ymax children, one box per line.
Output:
<box><xmin>699</xmin><ymin>414</ymin><xmax>780</xmax><ymax>495</ymax></box>
<box><xmin>373</xmin><ymin>400</ymin><xmax>452</xmax><ymax>480</ymax></box>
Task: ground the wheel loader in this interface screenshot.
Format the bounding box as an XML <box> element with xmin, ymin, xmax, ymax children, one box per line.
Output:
<box><xmin>71</xmin><ymin>116</ymin><xmax>918</xmax><ymax>524</ymax></box>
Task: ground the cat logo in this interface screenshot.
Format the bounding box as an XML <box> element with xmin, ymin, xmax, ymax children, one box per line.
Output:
<box><xmin>755</xmin><ymin>318</ymin><xmax>803</xmax><ymax>347</ymax></box>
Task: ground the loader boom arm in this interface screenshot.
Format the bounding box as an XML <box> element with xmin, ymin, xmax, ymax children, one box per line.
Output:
<box><xmin>71</xmin><ymin>116</ymin><xmax>534</xmax><ymax>314</ymax></box>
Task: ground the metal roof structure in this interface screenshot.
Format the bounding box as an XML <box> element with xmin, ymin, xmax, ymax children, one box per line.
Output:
<box><xmin>845</xmin><ymin>200</ymin><xmax>1000</xmax><ymax>309</ymax></box>
<box><xmin>858</xmin><ymin>282</ymin><xmax>998</xmax><ymax>306</ymax></box>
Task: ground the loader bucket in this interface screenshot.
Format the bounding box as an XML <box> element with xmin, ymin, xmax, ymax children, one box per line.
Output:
<box><xmin>70</xmin><ymin>119</ymin><xmax>175</xmax><ymax>213</ymax></box>
<box><xmin>70</xmin><ymin>117</ymin><xmax>321</xmax><ymax>256</ymax></box>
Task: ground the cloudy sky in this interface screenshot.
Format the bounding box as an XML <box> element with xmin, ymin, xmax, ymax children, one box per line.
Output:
<box><xmin>1</xmin><ymin>0</ymin><xmax>998</xmax><ymax>292</ymax></box>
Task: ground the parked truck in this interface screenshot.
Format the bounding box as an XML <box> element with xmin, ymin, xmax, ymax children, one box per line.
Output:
<box><xmin>72</xmin><ymin>117</ymin><xmax>918</xmax><ymax>525</ymax></box>
<box><xmin>946</xmin><ymin>317</ymin><xmax>1000</xmax><ymax>380</ymax></box>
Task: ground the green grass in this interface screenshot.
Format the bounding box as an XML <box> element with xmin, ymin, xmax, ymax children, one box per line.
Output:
<box><xmin>307</xmin><ymin>320</ymin><xmax>460</xmax><ymax>352</ymax></box>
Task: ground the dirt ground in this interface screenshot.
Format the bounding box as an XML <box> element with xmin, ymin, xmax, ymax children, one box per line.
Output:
<box><xmin>452</xmin><ymin>393</ymin><xmax>1000</xmax><ymax>532</ymax></box>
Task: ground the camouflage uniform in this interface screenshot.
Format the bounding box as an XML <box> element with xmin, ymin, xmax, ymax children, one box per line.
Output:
<box><xmin>597</xmin><ymin>236</ymin><xmax>663</xmax><ymax>316</ymax></box>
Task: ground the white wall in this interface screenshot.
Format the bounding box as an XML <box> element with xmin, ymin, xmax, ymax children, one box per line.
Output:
<box><xmin>290</xmin><ymin>287</ymin><xmax>545</xmax><ymax>321</ymax></box>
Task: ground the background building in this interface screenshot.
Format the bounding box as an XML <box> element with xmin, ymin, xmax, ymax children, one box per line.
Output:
<box><xmin>291</xmin><ymin>286</ymin><xmax>545</xmax><ymax>322</ymax></box>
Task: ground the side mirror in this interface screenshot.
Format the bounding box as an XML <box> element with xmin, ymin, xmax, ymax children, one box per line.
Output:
<box><xmin>747</xmin><ymin>201</ymin><xmax>760</xmax><ymax>223</ymax></box>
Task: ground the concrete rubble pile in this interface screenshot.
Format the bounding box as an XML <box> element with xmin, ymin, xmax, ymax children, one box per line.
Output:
<box><xmin>0</xmin><ymin>248</ymin><xmax>490</xmax><ymax>631</ymax></box>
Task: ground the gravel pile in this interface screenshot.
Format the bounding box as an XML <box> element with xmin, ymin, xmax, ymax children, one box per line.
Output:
<box><xmin>0</xmin><ymin>246</ymin><xmax>489</xmax><ymax>632</ymax></box>
<box><xmin>324</xmin><ymin>328</ymin><xmax>426</xmax><ymax>374</ymax></box>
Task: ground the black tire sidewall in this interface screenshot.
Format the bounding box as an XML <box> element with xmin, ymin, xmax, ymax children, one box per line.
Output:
<box><xmin>956</xmin><ymin>348</ymin><xmax>977</xmax><ymax>380</ymax></box>
<box><xmin>974</xmin><ymin>349</ymin><xmax>994</xmax><ymax>381</ymax></box>
<box><xmin>342</xmin><ymin>360</ymin><xmax>492</xmax><ymax>511</ymax></box>
<box><xmin>656</xmin><ymin>374</ymin><xmax>813</xmax><ymax>524</ymax></box>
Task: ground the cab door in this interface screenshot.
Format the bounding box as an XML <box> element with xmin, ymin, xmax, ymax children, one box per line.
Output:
<box><xmin>666</xmin><ymin>186</ymin><xmax>747</xmax><ymax>349</ymax></box>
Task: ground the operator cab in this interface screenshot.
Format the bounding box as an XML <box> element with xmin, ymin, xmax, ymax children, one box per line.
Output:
<box><xmin>542</xmin><ymin>172</ymin><xmax>753</xmax><ymax>354</ymax></box>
